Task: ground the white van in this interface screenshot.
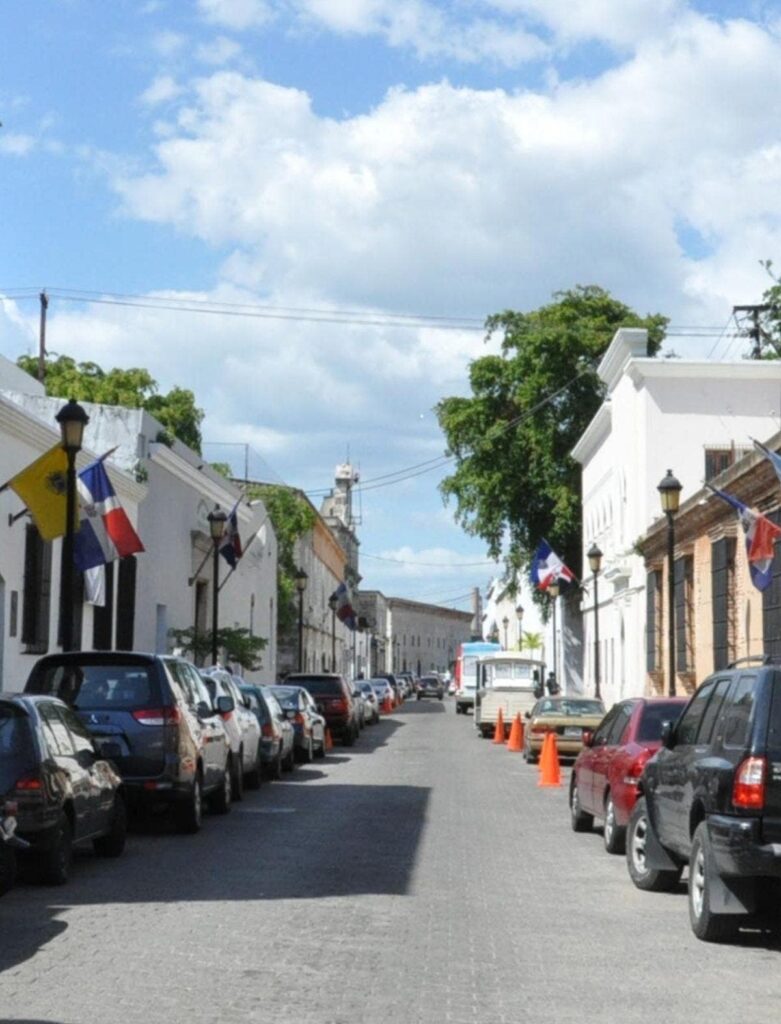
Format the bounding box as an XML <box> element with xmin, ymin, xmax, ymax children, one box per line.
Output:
<box><xmin>473</xmin><ymin>652</ymin><xmax>544</xmax><ymax>739</ymax></box>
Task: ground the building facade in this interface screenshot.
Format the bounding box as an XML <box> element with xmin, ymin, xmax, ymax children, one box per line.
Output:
<box><xmin>388</xmin><ymin>598</ymin><xmax>473</xmax><ymax>676</ymax></box>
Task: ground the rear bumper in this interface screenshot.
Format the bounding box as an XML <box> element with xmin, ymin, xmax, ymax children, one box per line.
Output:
<box><xmin>708</xmin><ymin>815</ymin><xmax>781</xmax><ymax>878</ymax></box>
<box><xmin>527</xmin><ymin>736</ymin><xmax>583</xmax><ymax>757</ymax></box>
<box><xmin>456</xmin><ymin>695</ymin><xmax>474</xmax><ymax>708</ymax></box>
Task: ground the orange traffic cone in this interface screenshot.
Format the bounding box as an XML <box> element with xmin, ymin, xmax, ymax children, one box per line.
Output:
<box><xmin>325</xmin><ymin>728</ymin><xmax>334</xmax><ymax>752</ymax></box>
<box><xmin>506</xmin><ymin>712</ymin><xmax>523</xmax><ymax>752</ymax></box>
<box><xmin>538</xmin><ymin>732</ymin><xmax>562</xmax><ymax>787</ymax></box>
<box><xmin>492</xmin><ymin>707</ymin><xmax>505</xmax><ymax>744</ymax></box>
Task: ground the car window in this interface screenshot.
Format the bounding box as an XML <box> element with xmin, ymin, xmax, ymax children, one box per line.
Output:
<box><xmin>58</xmin><ymin>705</ymin><xmax>96</xmax><ymax>756</ymax></box>
<box><xmin>675</xmin><ymin>683</ymin><xmax>714</xmax><ymax>745</ymax></box>
<box><xmin>30</xmin><ymin>661</ymin><xmax>161</xmax><ymax>710</ymax></box>
<box><xmin>606</xmin><ymin>704</ymin><xmax>633</xmax><ymax>746</ymax></box>
<box><xmin>264</xmin><ymin>691</ymin><xmax>284</xmax><ymax>718</ymax></box>
<box><xmin>591</xmin><ymin>707</ymin><xmax>618</xmax><ymax>747</ymax></box>
<box><xmin>291</xmin><ymin>678</ymin><xmax>342</xmax><ymax>695</ymax></box>
<box><xmin>39</xmin><ymin>702</ymin><xmax>75</xmax><ymax>757</ymax></box>
<box><xmin>695</xmin><ymin>679</ymin><xmax>731</xmax><ymax>745</ymax></box>
<box><xmin>0</xmin><ymin>704</ymin><xmax>36</xmax><ymax>791</ymax></box>
<box><xmin>721</xmin><ymin>674</ymin><xmax>757</xmax><ymax>749</ymax></box>
<box><xmin>636</xmin><ymin>701</ymin><xmax>686</xmax><ymax>742</ymax></box>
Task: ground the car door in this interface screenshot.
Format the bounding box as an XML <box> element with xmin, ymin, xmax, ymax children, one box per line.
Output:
<box><xmin>188</xmin><ymin>667</ymin><xmax>226</xmax><ymax>789</ymax></box>
<box><xmin>652</xmin><ymin>682</ymin><xmax>716</xmax><ymax>854</ymax></box>
<box><xmin>579</xmin><ymin>706</ymin><xmax>618</xmax><ymax>814</ymax></box>
<box><xmin>591</xmin><ymin>703</ymin><xmax>634</xmax><ymax>815</ymax></box>
<box><xmin>38</xmin><ymin>701</ymin><xmax>94</xmax><ymax>840</ymax></box>
<box><xmin>59</xmin><ymin>704</ymin><xmax>116</xmax><ymax>834</ymax></box>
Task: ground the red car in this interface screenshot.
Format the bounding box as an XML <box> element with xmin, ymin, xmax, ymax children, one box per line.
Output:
<box><xmin>569</xmin><ymin>697</ymin><xmax>687</xmax><ymax>854</ymax></box>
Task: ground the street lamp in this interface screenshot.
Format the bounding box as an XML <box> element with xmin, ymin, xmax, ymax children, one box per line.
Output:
<box><xmin>587</xmin><ymin>542</ymin><xmax>603</xmax><ymax>700</ymax></box>
<box><xmin>502</xmin><ymin>615</ymin><xmax>509</xmax><ymax>650</ymax></box>
<box><xmin>515</xmin><ymin>604</ymin><xmax>524</xmax><ymax>650</ymax></box>
<box><xmin>658</xmin><ymin>469</ymin><xmax>682</xmax><ymax>697</ymax></box>
<box><xmin>548</xmin><ymin>580</ymin><xmax>560</xmax><ymax>690</ymax></box>
<box><xmin>328</xmin><ymin>592</ymin><xmax>338</xmax><ymax>671</ymax></box>
<box><xmin>207</xmin><ymin>506</ymin><xmax>227</xmax><ymax>665</ymax></box>
<box><xmin>56</xmin><ymin>398</ymin><xmax>89</xmax><ymax>652</ymax></box>
<box><xmin>295</xmin><ymin>568</ymin><xmax>308</xmax><ymax>671</ymax></box>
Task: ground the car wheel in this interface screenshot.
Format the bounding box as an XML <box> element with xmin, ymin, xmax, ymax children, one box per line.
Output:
<box><xmin>271</xmin><ymin>750</ymin><xmax>283</xmax><ymax>780</ymax></box>
<box><xmin>211</xmin><ymin>761</ymin><xmax>233</xmax><ymax>814</ymax></box>
<box><xmin>244</xmin><ymin>743</ymin><xmax>263</xmax><ymax>790</ymax></box>
<box><xmin>570</xmin><ymin>779</ymin><xmax>593</xmax><ymax>833</ymax></box>
<box><xmin>625</xmin><ymin>797</ymin><xmax>681</xmax><ymax>892</ymax></box>
<box><xmin>0</xmin><ymin>845</ymin><xmax>16</xmax><ymax>898</ymax></box>
<box><xmin>688</xmin><ymin>822</ymin><xmax>737</xmax><ymax>942</ymax></box>
<box><xmin>93</xmin><ymin>794</ymin><xmax>128</xmax><ymax>858</ymax></box>
<box><xmin>232</xmin><ymin>750</ymin><xmax>244</xmax><ymax>802</ymax></box>
<box><xmin>177</xmin><ymin>775</ymin><xmax>203</xmax><ymax>834</ymax></box>
<box><xmin>283</xmin><ymin>747</ymin><xmax>295</xmax><ymax>772</ymax></box>
<box><xmin>524</xmin><ymin>737</ymin><xmax>538</xmax><ymax>764</ymax></box>
<box><xmin>342</xmin><ymin>726</ymin><xmax>355</xmax><ymax>748</ymax></box>
<box><xmin>39</xmin><ymin>813</ymin><xmax>73</xmax><ymax>885</ymax></box>
<box><xmin>603</xmin><ymin>794</ymin><xmax>626</xmax><ymax>855</ymax></box>
<box><xmin>303</xmin><ymin>737</ymin><xmax>314</xmax><ymax>763</ymax></box>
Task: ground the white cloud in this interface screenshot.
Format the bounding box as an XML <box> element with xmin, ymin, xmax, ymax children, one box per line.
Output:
<box><xmin>195</xmin><ymin>35</ymin><xmax>244</xmax><ymax>65</ymax></box>
<box><xmin>139</xmin><ymin>76</ymin><xmax>184</xmax><ymax>106</ymax></box>
<box><xmin>198</xmin><ymin>0</ymin><xmax>274</xmax><ymax>30</ymax></box>
<box><xmin>0</xmin><ymin>133</ymin><xmax>36</xmax><ymax>156</ymax></box>
<box><xmin>152</xmin><ymin>30</ymin><xmax>189</xmax><ymax>57</ymax></box>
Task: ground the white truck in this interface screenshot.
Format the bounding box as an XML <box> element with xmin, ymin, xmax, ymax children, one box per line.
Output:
<box><xmin>473</xmin><ymin>652</ymin><xmax>545</xmax><ymax>739</ymax></box>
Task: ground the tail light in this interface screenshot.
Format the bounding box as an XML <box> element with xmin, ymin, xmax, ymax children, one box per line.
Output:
<box><xmin>14</xmin><ymin>776</ymin><xmax>43</xmax><ymax>800</ymax></box>
<box><xmin>132</xmin><ymin>707</ymin><xmax>181</xmax><ymax>726</ymax></box>
<box><xmin>623</xmin><ymin>750</ymin><xmax>652</xmax><ymax>786</ymax></box>
<box><xmin>261</xmin><ymin>723</ymin><xmax>274</xmax><ymax>738</ymax></box>
<box><xmin>220</xmin><ymin>710</ymin><xmax>233</xmax><ymax>722</ymax></box>
<box><xmin>732</xmin><ymin>756</ymin><xmax>767</xmax><ymax>809</ymax></box>
<box><xmin>332</xmin><ymin>699</ymin><xmax>348</xmax><ymax>713</ymax></box>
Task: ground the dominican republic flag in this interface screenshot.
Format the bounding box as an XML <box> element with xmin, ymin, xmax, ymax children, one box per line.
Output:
<box><xmin>530</xmin><ymin>539</ymin><xmax>576</xmax><ymax>590</ymax></box>
<box><xmin>707</xmin><ymin>483</ymin><xmax>781</xmax><ymax>591</ymax></box>
<box><xmin>332</xmin><ymin>582</ymin><xmax>357</xmax><ymax>630</ymax></box>
<box><xmin>74</xmin><ymin>456</ymin><xmax>144</xmax><ymax>572</ymax></box>
<box><xmin>219</xmin><ymin>501</ymin><xmax>243</xmax><ymax>569</ymax></box>
<box><xmin>753</xmin><ymin>438</ymin><xmax>781</xmax><ymax>489</ymax></box>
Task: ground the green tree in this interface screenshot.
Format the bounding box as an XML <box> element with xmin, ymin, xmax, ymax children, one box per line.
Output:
<box><xmin>168</xmin><ymin>626</ymin><xmax>267</xmax><ymax>671</ymax></box>
<box><xmin>520</xmin><ymin>630</ymin><xmax>543</xmax><ymax>655</ymax></box>
<box><xmin>17</xmin><ymin>353</ymin><xmax>204</xmax><ymax>452</ymax></box>
<box><xmin>246</xmin><ymin>483</ymin><xmax>317</xmax><ymax>632</ymax></box>
<box><xmin>436</xmin><ymin>286</ymin><xmax>667</xmax><ymax>586</ymax></box>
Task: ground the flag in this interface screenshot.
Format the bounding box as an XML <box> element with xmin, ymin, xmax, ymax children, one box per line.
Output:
<box><xmin>74</xmin><ymin>456</ymin><xmax>144</xmax><ymax>572</ymax></box>
<box><xmin>707</xmin><ymin>483</ymin><xmax>781</xmax><ymax>591</ymax></box>
<box><xmin>530</xmin><ymin>539</ymin><xmax>576</xmax><ymax>590</ymax></box>
<box><xmin>332</xmin><ymin>582</ymin><xmax>357</xmax><ymax>630</ymax></box>
<box><xmin>752</xmin><ymin>438</ymin><xmax>781</xmax><ymax>489</ymax></box>
<box><xmin>5</xmin><ymin>444</ymin><xmax>71</xmax><ymax>541</ymax></box>
<box><xmin>219</xmin><ymin>501</ymin><xmax>243</xmax><ymax>569</ymax></box>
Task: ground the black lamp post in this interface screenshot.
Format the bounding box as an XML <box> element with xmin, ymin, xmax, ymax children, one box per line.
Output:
<box><xmin>502</xmin><ymin>615</ymin><xmax>509</xmax><ymax>650</ymax></box>
<box><xmin>587</xmin><ymin>543</ymin><xmax>603</xmax><ymax>700</ymax></box>
<box><xmin>658</xmin><ymin>469</ymin><xmax>682</xmax><ymax>697</ymax></box>
<box><xmin>295</xmin><ymin>568</ymin><xmax>308</xmax><ymax>671</ymax></box>
<box><xmin>208</xmin><ymin>506</ymin><xmax>227</xmax><ymax>665</ymax></box>
<box><xmin>56</xmin><ymin>398</ymin><xmax>89</xmax><ymax>652</ymax></box>
<box><xmin>515</xmin><ymin>604</ymin><xmax>524</xmax><ymax>650</ymax></box>
<box><xmin>328</xmin><ymin>592</ymin><xmax>338</xmax><ymax>671</ymax></box>
<box><xmin>548</xmin><ymin>581</ymin><xmax>560</xmax><ymax>688</ymax></box>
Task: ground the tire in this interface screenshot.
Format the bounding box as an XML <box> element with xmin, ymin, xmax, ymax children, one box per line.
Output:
<box><xmin>342</xmin><ymin>726</ymin><xmax>355</xmax><ymax>748</ymax></box>
<box><xmin>0</xmin><ymin>846</ymin><xmax>17</xmax><ymax>897</ymax></box>
<box><xmin>93</xmin><ymin>795</ymin><xmax>128</xmax><ymax>858</ymax></box>
<box><xmin>232</xmin><ymin>749</ymin><xmax>244</xmax><ymax>802</ymax></box>
<box><xmin>39</xmin><ymin>813</ymin><xmax>73</xmax><ymax>885</ymax></box>
<box><xmin>570</xmin><ymin>779</ymin><xmax>594</xmax><ymax>833</ymax></box>
<box><xmin>417</xmin><ymin>695</ymin><xmax>422</xmax><ymax>701</ymax></box>
<box><xmin>524</xmin><ymin>737</ymin><xmax>538</xmax><ymax>764</ymax></box>
<box><xmin>211</xmin><ymin>761</ymin><xmax>233</xmax><ymax>815</ymax></box>
<box><xmin>270</xmin><ymin>750</ymin><xmax>283</xmax><ymax>780</ymax></box>
<box><xmin>603</xmin><ymin>794</ymin><xmax>626</xmax><ymax>855</ymax></box>
<box><xmin>302</xmin><ymin>737</ymin><xmax>314</xmax><ymax>764</ymax></box>
<box><xmin>283</xmin><ymin>747</ymin><xmax>295</xmax><ymax>772</ymax></box>
<box><xmin>244</xmin><ymin>744</ymin><xmax>263</xmax><ymax>790</ymax></box>
<box><xmin>688</xmin><ymin>822</ymin><xmax>738</xmax><ymax>942</ymax></box>
<box><xmin>177</xmin><ymin>775</ymin><xmax>203</xmax><ymax>834</ymax></box>
<box><xmin>625</xmin><ymin>798</ymin><xmax>681</xmax><ymax>892</ymax></box>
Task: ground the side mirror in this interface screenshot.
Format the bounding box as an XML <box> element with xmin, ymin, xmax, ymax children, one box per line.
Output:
<box><xmin>581</xmin><ymin>730</ymin><xmax>594</xmax><ymax>748</ymax></box>
<box><xmin>216</xmin><ymin>695</ymin><xmax>234</xmax><ymax>715</ymax></box>
<box><xmin>97</xmin><ymin>741</ymin><xmax>122</xmax><ymax>760</ymax></box>
<box><xmin>524</xmin><ymin>711</ymin><xmax>531</xmax><ymax>720</ymax></box>
<box><xmin>660</xmin><ymin>720</ymin><xmax>675</xmax><ymax>749</ymax></box>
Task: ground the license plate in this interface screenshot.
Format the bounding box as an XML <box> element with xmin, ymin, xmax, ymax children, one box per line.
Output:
<box><xmin>564</xmin><ymin>727</ymin><xmax>582</xmax><ymax>738</ymax></box>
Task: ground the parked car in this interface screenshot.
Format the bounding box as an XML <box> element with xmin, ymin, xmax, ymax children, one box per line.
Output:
<box><xmin>626</xmin><ymin>658</ymin><xmax>781</xmax><ymax>942</ymax></box>
<box><xmin>284</xmin><ymin>674</ymin><xmax>360</xmax><ymax>746</ymax></box>
<box><xmin>375</xmin><ymin>672</ymin><xmax>402</xmax><ymax>706</ymax></box>
<box><xmin>350</xmin><ymin>682</ymin><xmax>368</xmax><ymax>729</ymax></box>
<box><xmin>239</xmin><ymin>684</ymin><xmax>296</xmax><ymax>778</ymax></box>
<box><xmin>25</xmin><ymin>652</ymin><xmax>233</xmax><ymax>833</ymax></box>
<box><xmin>268</xmin><ymin>685</ymin><xmax>326</xmax><ymax>762</ymax></box>
<box><xmin>201</xmin><ymin>668</ymin><xmax>263</xmax><ymax>796</ymax></box>
<box><xmin>0</xmin><ymin>795</ymin><xmax>26</xmax><ymax>897</ymax></box>
<box><xmin>417</xmin><ymin>674</ymin><xmax>444</xmax><ymax>700</ymax></box>
<box><xmin>523</xmin><ymin>697</ymin><xmax>606</xmax><ymax>763</ymax></box>
<box><xmin>370</xmin><ymin>678</ymin><xmax>395</xmax><ymax>712</ymax></box>
<box><xmin>0</xmin><ymin>693</ymin><xmax>127</xmax><ymax>884</ymax></box>
<box><xmin>569</xmin><ymin>697</ymin><xmax>687</xmax><ymax>853</ymax></box>
<box><xmin>356</xmin><ymin>681</ymin><xmax>380</xmax><ymax>724</ymax></box>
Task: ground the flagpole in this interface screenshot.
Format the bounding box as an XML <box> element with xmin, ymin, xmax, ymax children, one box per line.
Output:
<box><xmin>217</xmin><ymin>517</ymin><xmax>267</xmax><ymax>593</ymax></box>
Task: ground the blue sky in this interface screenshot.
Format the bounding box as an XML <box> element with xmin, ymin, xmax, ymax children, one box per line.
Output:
<box><xmin>3</xmin><ymin>0</ymin><xmax>781</xmax><ymax>614</ymax></box>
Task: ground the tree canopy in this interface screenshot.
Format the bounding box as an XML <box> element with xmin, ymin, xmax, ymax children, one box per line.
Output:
<box><xmin>17</xmin><ymin>353</ymin><xmax>204</xmax><ymax>452</ymax></box>
<box><xmin>436</xmin><ymin>286</ymin><xmax>668</xmax><ymax>585</ymax></box>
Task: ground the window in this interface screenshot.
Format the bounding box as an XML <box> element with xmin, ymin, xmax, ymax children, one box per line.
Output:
<box><xmin>721</xmin><ymin>675</ymin><xmax>757</xmax><ymax>749</ymax></box>
<box><xmin>763</xmin><ymin>510</ymin><xmax>781</xmax><ymax>661</ymax></box>
<box><xmin>636</xmin><ymin>701</ymin><xmax>686</xmax><ymax>742</ymax></box>
<box><xmin>92</xmin><ymin>562</ymin><xmax>114</xmax><ymax>651</ymax></box>
<box><xmin>711</xmin><ymin>538</ymin><xmax>737</xmax><ymax>672</ymax></box>
<box><xmin>39</xmin><ymin>702</ymin><xmax>75</xmax><ymax>756</ymax></box>
<box><xmin>676</xmin><ymin>683</ymin><xmax>714</xmax><ymax>745</ymax></box>
<box><xmin>695</xmin><ymin>678</ymin><xmax>731</xmax><ymax>745</ymax></box>
<box><xmin>591</xmin><ymin>707</ymin><xmax>618</xmax><ymax>747</ymax></box>
<box><xmin>58</xmin><ymin>706</ymin><xmax>95</xmax><ymax>757</ymax></box>
<box><xmin>674</xmin><ymin>555</ymin><xmax>695</xmax><ymax>674</ymax></box>
<box><xmin>606</xmin><ymin>703</ymin><xmax>633</xmax><ymax>746</ymax></box>
<box><xmin>22</xmin><ymin>523</ymin><xmax>52</xmax><ymax>654</ymax></box>
<box><xmin>704</xmin><ymin>445</ymin><xmax>751</xmax><ymax>481</ymax></box>
<box><xmin>646</xmin><ymin>570</ymin><xmax>662</xmax><ymax>673</ymax></box>
<box><xmin>116</xmin><ymin>556</ymin><xmax>137</xmax><ymax>650</ymax></box>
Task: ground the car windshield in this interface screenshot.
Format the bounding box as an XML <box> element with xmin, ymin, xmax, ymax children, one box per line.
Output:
<box><xmin>262</xmin><ymin>690</ymin><xmax>284</xmax><ymax>716</ymax></box>
<box><xmin>240</xmin><ymin>687</ymin><xmax>269</xmax><ymax>722</ymax></box>
<box><xmin>536</xmin><ymin>699</ymin><xmax>604</xmax><ymax>717</ymax></box>
<box><xmin>421</xmin><ymin>677</ymin><xmax>438</xmax><ymax>684</ymax></box>
<box><xmin>637</xmin><ymin>701</ymin><xmax>686</xmax><ymax>741</ymax></box>
<box><xmin>27</xmin><ymin>662</ymin><xmax>161</xmax><ymax>710</ymax></box>
<box><xmin>289</xmin><ymin>678</ymin><xmax>341</xmax><ymax>696</ymax></box>
<box><xmin>0</xmin><ymin>704</ymin><xmax>36</xmax><ymax>794</ymax></box>
<box><xmin>270</xmin><ymin>687</ymin><xmax>299</xmax><ymax>709</ymax></box>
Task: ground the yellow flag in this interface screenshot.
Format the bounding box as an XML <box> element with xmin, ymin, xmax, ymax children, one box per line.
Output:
<box><xmin>8</xmin><ymin>444</ymin><xmax>70</xmax><ymax>541</ymax></box>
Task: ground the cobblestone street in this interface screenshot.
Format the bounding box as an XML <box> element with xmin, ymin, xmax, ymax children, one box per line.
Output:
<box><xmin>3</xmin><ymin>699</ymin><xmax>781</xmax><ymax>1024</ymax></box>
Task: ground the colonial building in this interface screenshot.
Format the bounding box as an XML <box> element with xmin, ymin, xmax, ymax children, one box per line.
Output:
<box><xmin>388</xmin><ymin>598</ymin><xmax>472</xmax><ymax>676</ymax></box>
<box><xmin>571</xmin><ymin>327</ymin><xmax>781</xmax><ymax>707</ymax></box>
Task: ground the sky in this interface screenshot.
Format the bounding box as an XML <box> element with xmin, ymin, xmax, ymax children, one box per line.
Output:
<box><xmin>2</xmin><ymin>0</ymin><xmax>781</xmax><ymax>616</ymax></box>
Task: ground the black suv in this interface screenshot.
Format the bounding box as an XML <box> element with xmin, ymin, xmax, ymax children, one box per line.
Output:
<box><xmin>25</xmin><ymin>652</ymin><xmax>233</xmax><ymax>833</ymax></box>
<box><xmin>626</xmin><ymin>657</ymin><xmax>781</xmax><ymax>941</ymax></box>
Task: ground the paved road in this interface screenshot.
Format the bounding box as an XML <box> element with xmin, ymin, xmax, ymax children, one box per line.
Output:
<box><xmin>3</xmin><ymin>699</ymin><xmax>781</xmax><ymax>1024</ymax></box>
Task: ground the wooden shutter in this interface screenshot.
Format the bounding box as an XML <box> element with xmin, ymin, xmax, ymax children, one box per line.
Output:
<box><xmin>116</xmin><ymin>556</ymin><xmax>137</xmax><ymax>651</ymax></box>
<box><xmin>763</xmin><ymin>510</ymin><xmax>781</xmax><ymax>661</ymax></box>
<box><xmin>646</xmin><ymin>570</ymin><xmax>658</xmax><ymax>672</ymax></box>
<box><xmin>92</xmin><ymin>562</ymin><xmax>114</xmax><ymax>651</ymax></box>
<box><xmin>712</xmin><ymin>539</ymin><xmax>729</xmax><ymax>671</ymax></box>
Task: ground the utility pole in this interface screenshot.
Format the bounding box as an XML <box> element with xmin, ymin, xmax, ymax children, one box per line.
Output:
<box><xmin>733</xmin><ymin>304</ymin><xmax>770</xmax><ymax>359</ymax></box>
<box><xmin>38</xmin><ymin>290</ymin><xmax>48</xmax><ymax>383</ymax></box>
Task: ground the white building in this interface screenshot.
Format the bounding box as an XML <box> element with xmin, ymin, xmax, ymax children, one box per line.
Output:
<box><xmin>571</xmin><ymin>328</ymin><xmax>781</xmax><ymax>707</ymax></box>
<box><xmin>482</xmin><ymin>577</ymin><xmax>546</xmax><ymax>660</ymax></box>
<box><xmin>0</xmin><ymin>363</ymin><xmax>278</xmax><ymax>682</ymax></box>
